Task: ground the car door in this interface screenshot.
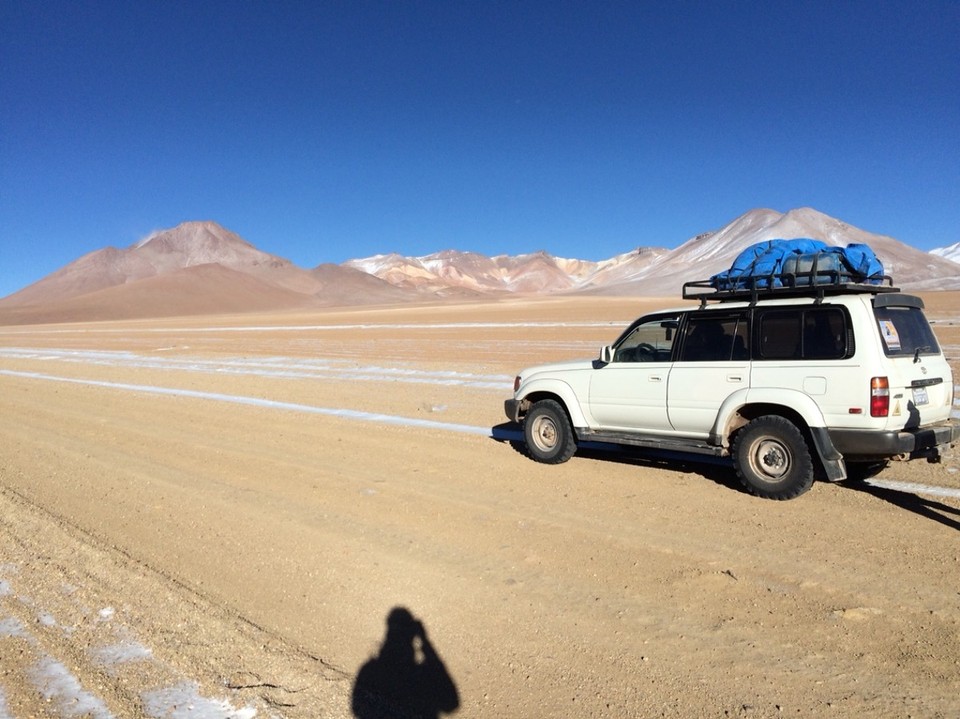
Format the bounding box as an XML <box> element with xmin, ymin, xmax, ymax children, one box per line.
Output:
<box><xmin>587</xmin><ymin>314</ymin><xmax>679</xmax><ymax>432</ymax></box>
<box><xmin>667</xmin><ymin>311</ymin><xmax>751</xmax><ymax>437</ymax></box>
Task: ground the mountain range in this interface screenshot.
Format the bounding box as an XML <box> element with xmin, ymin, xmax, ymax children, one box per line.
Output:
<box><xmin>1</xmin><ymin>207</ymin><xmax>957</xmax><ymax>324</ymax></box>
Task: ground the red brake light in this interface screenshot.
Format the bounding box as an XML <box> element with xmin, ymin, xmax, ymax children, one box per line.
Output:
<box><xmin>870</xmin><ymin>377</ymin><xmax>889</xmax><ymax>417</ymax></box>
<box><xmin>514</xmin><ymin>375</ymin><xmax>522</xmax><ymax>392</ymax></box>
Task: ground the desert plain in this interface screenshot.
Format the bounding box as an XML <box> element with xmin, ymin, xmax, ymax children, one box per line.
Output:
<box><xmin>1</xmin><ymin>293</ymin><xmax>958</xmax><ymax>719</ymax></box>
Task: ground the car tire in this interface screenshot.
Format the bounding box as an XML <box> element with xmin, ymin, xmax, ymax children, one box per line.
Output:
<box><xmin>732</xmin><ymin>416</ymin><xmax>814</xmax><ymax>500</ymax></box>
<box><xmin>524</xmin><ymin>400</ymin><xmax>577</xmax><ymax>464</ymax></box>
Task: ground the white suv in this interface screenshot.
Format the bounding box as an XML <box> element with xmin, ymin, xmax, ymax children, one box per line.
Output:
<box><xmin>505</xmin><ymin>278</ymin><xmax>958</xmax><ymax>499</ymax></box>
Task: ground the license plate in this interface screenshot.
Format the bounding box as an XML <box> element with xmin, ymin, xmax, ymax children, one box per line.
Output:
<box><xmin>912</xmin><ymin>386</ymin><xmax>929</xmax><ymax>405</ymax></box>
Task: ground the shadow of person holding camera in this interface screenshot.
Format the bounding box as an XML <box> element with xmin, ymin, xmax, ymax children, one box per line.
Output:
<box><xmin>352</xmin><ymin>606</ymin><xmax>460</xmax><ymax>719</ymax></box>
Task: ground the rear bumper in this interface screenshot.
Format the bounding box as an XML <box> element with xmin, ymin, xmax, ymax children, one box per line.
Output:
<box><xmin>829</xmin><ymin>421</ymin><xmax>960</xmax><ymax>459</ymax></box>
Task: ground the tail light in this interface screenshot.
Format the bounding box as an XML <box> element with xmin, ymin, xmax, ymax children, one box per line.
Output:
<box><xmin>514</xmin><ymin>375</ymin><xmax>522</xmax><ymax>392</ymax></box>
<box><xmin>870</xmin><ymin>377</ymin><xmax>889</xmax><ymax>417</ymax></box>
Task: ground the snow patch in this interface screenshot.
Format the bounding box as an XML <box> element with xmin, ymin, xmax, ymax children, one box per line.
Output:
<box><xmin>0</xmin><ymin>615</ymin><xmax>28</xmax><ymax>638</ymax></box>
<box><xmin>92</xmin><ymin>640</ymin><xmax>153</xmax><ymax>667</ymax></box>
<box><xmin>29</xmin><ymin>656</ymin><xmax>115</xmax><ymax>719</ymax></box>
<box><xmin>38</xmin><ymin>612</ymin><xmax>57</xmax><ymax>627</ymax></box>
<box><xmin>0</xmin><ymin>688</ymin><xmax>13</xmax><ymax>719</ymax></box>
<box><xmin>865</xmin><ymin>479</ymin><xmax>960</xmax><ymax>499</ymax></box>
<box><xmin>142</xmin><ymin>682</ymin><xmax>256</xmax><ymax>719</ymax></box>
<box><xmin>930</xmin><ymin>241</ymin><xmax>960</xmax><ymax>264</ymax></box>
<box><xmin>134</xmin><ymin>229</ymin><xmax>164</xmax><ymax>249</ymax></box>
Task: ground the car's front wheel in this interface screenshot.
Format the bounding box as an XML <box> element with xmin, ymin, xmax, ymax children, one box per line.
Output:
<box><xmin>524</xmin><ymin>400</ymin><xmax>577</xmax><ymax>464</ymax></box>
<box><xmin>732</xmin><ymin>416</ymin><xmax>814</xmax><ymax>500</ymax></box>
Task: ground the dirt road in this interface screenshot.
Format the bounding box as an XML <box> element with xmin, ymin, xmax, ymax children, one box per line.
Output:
<box><xmin>1</xmin><ymin>297</ymin><xmax>958</xmax><ymax>718</ymax></box>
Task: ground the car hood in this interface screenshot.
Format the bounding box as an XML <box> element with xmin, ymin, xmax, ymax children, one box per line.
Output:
<box><xmin>519</xmin><ymin>358</ymin><xmax>597</xmax><ymax>383</ymax></box>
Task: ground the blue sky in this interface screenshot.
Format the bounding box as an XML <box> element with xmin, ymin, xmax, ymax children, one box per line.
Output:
<box><xmin>2</xmin><ymin>1</ymin><xmax>958</xmax><ymax>299</ymax></box>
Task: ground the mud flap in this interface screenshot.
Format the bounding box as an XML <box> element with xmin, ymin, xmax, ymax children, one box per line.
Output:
<box><xmin>809</xmin><ymin>426</ymin><xmax>847</xmax><ymax>481</ymax></box>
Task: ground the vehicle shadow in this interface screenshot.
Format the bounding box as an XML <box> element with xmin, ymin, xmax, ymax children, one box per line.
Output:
<box><xmin>352</xmin><ymin>607</ymin><xmax>460</xmax><ymax>719</ymax></box>
<box><xmin>492</xmin><ymin>425</ymin><xmax>960</xmax><ymax>514</ymax></box>
<box><xmin>490</xmin><ymin>422</ymin><xmax>741</xmax><ymax>494</ymax></box>
<box><xmin>839</xmin><ymin>480</ymin><xmax>960</xmax><ymax>531</ymax></box>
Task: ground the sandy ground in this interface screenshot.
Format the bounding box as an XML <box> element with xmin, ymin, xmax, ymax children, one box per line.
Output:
<box><xmin>1</xmin><ymin>294</ymin><xmax>958</xmax><ymax>719</ymax></box>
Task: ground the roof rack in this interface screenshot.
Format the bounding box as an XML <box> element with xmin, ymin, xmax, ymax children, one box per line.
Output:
<box><xmin>682</xmin><ymin>270</ymin><xmax>898</xmax><ymax>308</ymax></box>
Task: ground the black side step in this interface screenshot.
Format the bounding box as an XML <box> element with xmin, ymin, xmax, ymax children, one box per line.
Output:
<box><xmin>576</xmin><ymin>429</ymin><xmax>726</xmax><ymax>457</ymax></box>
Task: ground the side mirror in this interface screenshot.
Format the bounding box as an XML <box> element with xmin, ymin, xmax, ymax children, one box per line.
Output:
<box><xmin>599</xmin><ymin>345</ymin><xmax>613</xmax><ymax>364</ymax></box>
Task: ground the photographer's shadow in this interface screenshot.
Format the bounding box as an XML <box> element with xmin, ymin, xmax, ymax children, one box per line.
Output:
<box><xmin>352</xmin><ymin>607</ymin><xmax>460</xmax><ymax>719</ymax></box>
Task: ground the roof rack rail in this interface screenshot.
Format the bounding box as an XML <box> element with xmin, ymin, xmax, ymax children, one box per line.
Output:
<box><xmin>682</xmin><ymin>270</ymin><xmax>898</xmax><ymax>308</ymax></box>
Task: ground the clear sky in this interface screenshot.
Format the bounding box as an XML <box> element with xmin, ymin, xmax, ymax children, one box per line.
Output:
<box><xmin>2</xmin><ymin>1</ymin><xmax>958</xmax><ymax>299</ymax></box>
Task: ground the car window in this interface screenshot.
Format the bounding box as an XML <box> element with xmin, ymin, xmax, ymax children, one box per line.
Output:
<box><xmin>613</xmin><ymin>315</ymin><xmax>678</xmax><ymax>362</ymax></box>
<box><xmin>679</xmin><ymin>313</ymin><xmax>749</xmax><ymax>361</ymax></box>
<box><xmin>803</xmin><ymin>308</ymin><xmax>848</xmax><ymax>359</ymax></box>
<box><xmin>758</xmin><ymin>307</ymin><xmax>850</xmax><ymax>360</ymax></box>
<box><xmin>874</xmin><ymin>305</ymin><xmax>941</xmax><ymax>357</ymax></box>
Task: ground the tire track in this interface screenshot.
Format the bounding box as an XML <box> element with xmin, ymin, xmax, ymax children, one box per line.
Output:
<box><xmin>0</xmin><ymin>486</ymin><xmax>348</xmax><ymax>719</ymax></box>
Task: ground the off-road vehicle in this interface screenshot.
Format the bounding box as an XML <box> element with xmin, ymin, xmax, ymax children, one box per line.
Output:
<box><xmin>504</xmin><ymin>251</ymin><xmax>958</xmax><ymax>499</ymax></box>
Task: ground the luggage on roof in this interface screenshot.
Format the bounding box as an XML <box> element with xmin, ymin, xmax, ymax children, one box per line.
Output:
<box><xmin>709</xmin><ymin>239</ymin><xmax>885</xmax><ymax>291</ymax></box>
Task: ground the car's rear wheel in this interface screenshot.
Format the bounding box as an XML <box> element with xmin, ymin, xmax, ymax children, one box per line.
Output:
<box><xmin>524</xmin><ymin>400</ymin><xmax>577</xmax><ymax>464</ymax></box>
<box><xmin>732</xmin><ymin>416</ymin><xmax>814</xmax><ymax>500</ymax></box>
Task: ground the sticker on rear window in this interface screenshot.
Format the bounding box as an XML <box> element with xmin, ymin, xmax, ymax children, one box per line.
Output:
<box><xmin>878</xmin><ymin>320</ymin><xmax>901</xmax><ymax>351</ymax></box>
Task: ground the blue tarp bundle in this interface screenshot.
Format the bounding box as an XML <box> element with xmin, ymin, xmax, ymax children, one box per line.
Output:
<box><xmin>710</xmin><ymin>239</ymin><xmax>885</xmax><ymax>290</ymax></box>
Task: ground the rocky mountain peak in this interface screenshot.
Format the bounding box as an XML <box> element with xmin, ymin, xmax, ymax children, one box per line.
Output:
<box><xmin>131</xmin><ymin>221</ymin><xmax>267</xmax><ymax>265</ymax></box>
